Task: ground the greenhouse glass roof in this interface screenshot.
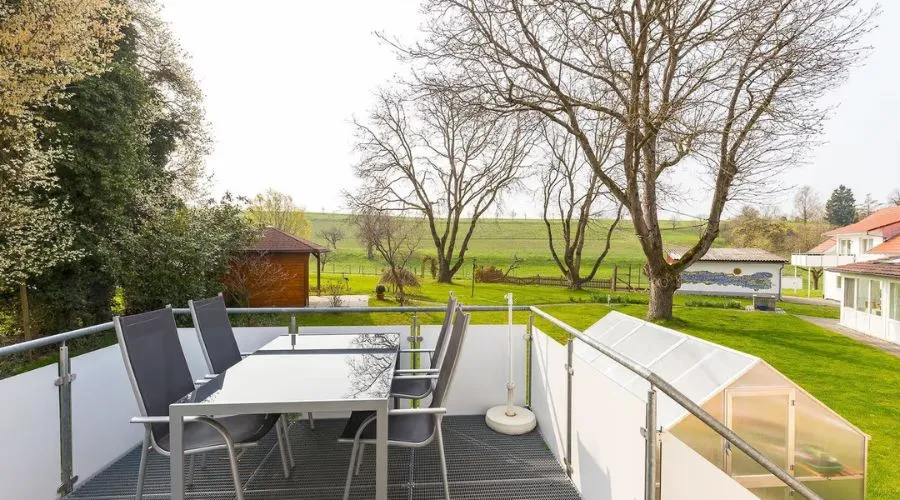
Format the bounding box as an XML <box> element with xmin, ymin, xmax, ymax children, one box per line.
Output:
<box><xmin>578</xmin><ymin>311</ymin><xmax>760</xmax><ymax>429</ymax></box>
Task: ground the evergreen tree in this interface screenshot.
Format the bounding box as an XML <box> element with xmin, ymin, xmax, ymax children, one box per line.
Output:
<box><xmin>825</xmin><ymin>185</ymin><xmax>857</xmax><ymax>226</ymax></box>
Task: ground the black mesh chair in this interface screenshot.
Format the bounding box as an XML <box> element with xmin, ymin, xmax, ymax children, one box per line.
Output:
<box><xmin>189</xmin><ymin>294</ymin><xmax>314</xmax><ymax>434</ymax></box>
<box><xmin>338</xmin><ymin>307</ymin><xmax>471</xmax><ymax>500</ymax></box>
<box><xmin>391</xmin><ymin>294</ymin><xmax>458</xmax><ymax>401</ymax></box>
<box><xmin>114</xmin><ymin>307</ymin><xmax>288</xmax><ymax>500</ymax></box>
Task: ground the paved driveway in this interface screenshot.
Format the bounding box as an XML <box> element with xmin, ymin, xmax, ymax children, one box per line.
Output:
<box><xmin>795</xmin><ymin>315</ymin><xmax>900</xmax><ymax>359</ymax></box>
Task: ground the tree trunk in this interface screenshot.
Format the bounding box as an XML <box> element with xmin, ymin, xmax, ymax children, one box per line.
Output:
<box><xmin>19</xmin><ymin>283</ymin><xmax>32</xmax><ymax>340</ymax></box>
<box><xmin>437</xmin><ymin>261</ymin><xmax>454</xmax><ymax>283</ymax></box>
<box><xmin>647</xmin><ymin>269</ymin><xmax>680</xmax><ymax>321</ymax></box>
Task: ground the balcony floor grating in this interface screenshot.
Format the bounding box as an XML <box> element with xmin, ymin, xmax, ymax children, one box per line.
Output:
<box><xmin>66</xmin><ymin>415</ymin><xmax>581</xmax><ymax>500</ymax></box>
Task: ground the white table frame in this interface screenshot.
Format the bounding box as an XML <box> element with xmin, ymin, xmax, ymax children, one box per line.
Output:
<box><xmin>169</xmin><ymin>348</ymin><xmax>396</xmax><ymax>500</ymax></box>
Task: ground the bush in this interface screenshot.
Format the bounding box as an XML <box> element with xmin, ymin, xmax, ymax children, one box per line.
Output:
<box><xmin>379</xmin><ymin>268</ymin><xmax>420</xmax><ymax>289</ymax></box>
<box><xmin>475</xmin><ymin>265</ymin><xmax>506</xmax><ymax>283</ymax></box>
<box><xmin>375</xmin><ymin>285</ymin><xmax>386</xmax><ymax>294</ymax></box>
<box><xmin>587</xmin><ymin>293</ymin><xmax>649</xmax><ymax>305</ymax></box>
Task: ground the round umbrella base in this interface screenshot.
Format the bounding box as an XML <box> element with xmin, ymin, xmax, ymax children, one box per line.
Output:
<box><xmin>485</xmin><ymin>405</ymin><xmax>537</xmax><ymax>435</ymax></box>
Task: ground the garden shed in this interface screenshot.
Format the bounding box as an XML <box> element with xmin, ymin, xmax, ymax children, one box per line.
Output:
<box><xmin>667</xmin><ymin>247</ymin><xmax>787</xmax><ymax>299</ymax></box>
<box><xmin>230</xmin><ymin>227</ymin><xmax>329</xmax><ymax>307</ymax></box>
<box><xmin>578</xmin><ymin>311</ymin><xmax>868</xmax><ymax>500</ymax></box>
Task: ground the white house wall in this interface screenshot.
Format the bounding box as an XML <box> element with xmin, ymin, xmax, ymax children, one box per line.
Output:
<box><xmin>823</xmin><ymin>270</ymin><xmax>843</xmax><ymax>302</ymax></box>
<box><xmin>678</xmin><ymin>261</ymin><xmax>783</xmax><ymax>298</ymax></box>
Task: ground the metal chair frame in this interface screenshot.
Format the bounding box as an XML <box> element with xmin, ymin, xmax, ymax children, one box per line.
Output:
<box><xmin>114</xmin><ymin>307</ymin><xmax>289</xmax><ymax>500</ymax></box>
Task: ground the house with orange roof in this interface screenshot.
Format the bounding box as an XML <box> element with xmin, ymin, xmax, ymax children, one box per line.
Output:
<box><xmin>791</xmin><ymin>206</ymin><xmax>900</xmax><ymax>301</ymax></box>
<box><xmin>830</xmin><ymin>257</ymin><xmax>900</xmax><ymax>343</ymax></box>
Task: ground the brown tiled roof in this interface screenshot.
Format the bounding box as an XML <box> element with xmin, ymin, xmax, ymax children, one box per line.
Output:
<box><xmin>831</xmin><ymin>258</ymin><xmax>900</xmax><ymax>279</ymax></box>
<box><xmin>806</xmin><ymin>238</ymin><xmax>836</xmax><ymax>254</ymax></box>
<box><xmin>869</xmin><ymin>235</ymin><xmax>900</xmax><ymax>256</ymax></box>
<box><xmin>824</xmin><ymin>206</ymin><xmax>900</xmax><ymax>236</ymax></box>
<box><xmin>246</xmin><ymin>227</ymin><xmax>329</xmax><ymax>253</ymax></box>
<box><xmin>667</xmin><ymin>247</ymin><xmax>787</xmax><ymax>263</ymax></box>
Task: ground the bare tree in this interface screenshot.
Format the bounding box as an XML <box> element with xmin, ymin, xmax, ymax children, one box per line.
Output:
<box><xmin>222</xmin><ymin>252</ymin><xmax>289</xmax><ymax>307</ymax></box>
<box><xmin>793</xmin><ymin>186</ymin><xmax>822</xmax><ymax>223</ymax></box>
<box><xmin>352</xmin><ymin>209</ymin><xmax>421</xmax><ymax>305</ymax></box>
<box><xmin>857</xmin><ymin>193</ymin><xmax>880</xmax><ymax>218</ymax></box>
<box><xmin>888</xmin><ymin>189</ymin><xmax>900</xmax><ymax>206</ymax></box>
<box><xmin>248</xmin><ymin>189</ymin><xmax>310</xmax><ymax>237</ymax></box>
<box><xmin>541</xmin><ymin>125</ymin><xmax>623</xmax><ymax>289</ymax></box>
<box><xmin>317</xmin><ymin>226</ymin><xmax>345</xmax><ymax>249</ymax></box>
<box><xmin>406</xmin><ymin>0</ymin><xmax>875</xmax><ymax>319</ymax></box>
<box><xmin>348</xmin><ymin>84</ymin><xmax>532</xmax><ymax>283</ymax></box>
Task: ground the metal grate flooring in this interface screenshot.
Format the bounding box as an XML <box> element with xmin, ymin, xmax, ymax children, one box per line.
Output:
<box><xmin>66</xmin><ymin>416</ymin><xmax>582</xmax><ymax>499</ymax></box>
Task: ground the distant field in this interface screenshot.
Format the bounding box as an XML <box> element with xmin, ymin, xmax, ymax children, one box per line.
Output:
<box><xmin>307</xmin><ymin>212</ymin><xmax>712</xmax><ymax>278</ymax></box>
<box><xmin>306</xmin><ymin>212</ymin><xmax>825</xmax><ymax>293</ymax></box>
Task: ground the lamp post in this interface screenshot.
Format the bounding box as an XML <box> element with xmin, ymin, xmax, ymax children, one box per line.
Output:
<box><xmin>471</xmin><ymin>257</ymin><xmax>477</xmax><ymax>297</ymax></box>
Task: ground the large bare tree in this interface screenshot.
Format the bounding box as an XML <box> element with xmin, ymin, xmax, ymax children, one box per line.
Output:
<box><xmin>348</xmin><ymin>85</ymin><xmax>533</xmax><ymax>282</ymax></box>
<box><xmin>406</xmin><ymin>0</ymin><xmax>875</xmax><ymax>318</ymax></box>
<box><xmin>793</xmin><ymin>185</ymin><xmax>822</xmax><ymax>223</ymax></box>
<box><xmin>541</xmin><ymin>125</ymin><xmax>623</xmax><ymax>289</ymax></box>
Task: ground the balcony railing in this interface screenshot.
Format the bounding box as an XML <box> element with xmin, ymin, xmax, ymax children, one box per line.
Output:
<box><xmin>790</xmin><ymin>253</ymin><xmax>857</xmax><ymax>268</ymax></box>
<box><xmin>0</xmin><ymin>305</ymin><xmax>822</xmax><ymax>500</ymax></box>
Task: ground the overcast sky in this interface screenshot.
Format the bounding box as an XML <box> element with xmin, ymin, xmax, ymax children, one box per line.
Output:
<box><xmin>160</xmin><ymin>0</ymin><xmax>898</xmax><ymax>219</ymax></box>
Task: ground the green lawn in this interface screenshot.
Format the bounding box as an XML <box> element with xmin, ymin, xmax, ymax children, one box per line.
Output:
<box><xmin>256</xmin><ymin>296</ymin><xmax>895</xmax><ymax>499</ymax></box>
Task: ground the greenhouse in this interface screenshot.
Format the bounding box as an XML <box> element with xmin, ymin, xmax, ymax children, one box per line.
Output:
<box><xmin>579</xmin><ymin>312</ymin><xmax>869</xmax><ymax>500</ymax></box>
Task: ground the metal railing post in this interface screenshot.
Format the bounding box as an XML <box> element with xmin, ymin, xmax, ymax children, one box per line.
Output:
<box><xmin>290</xmin><ymin>315</ymin><xmax>297</xmax><ymax>334</ymax></box>
<box><xmin>526</xmin><ymin>312</ymin><xmax>534</xmax><ymax>408</ymax></box>
<box><xmin>564</xmin><ymin>334</ymin><xmax>574</xmax><ymax>477</ymax></box>
<box><xmin>56</xmin><ymin>341</ymin><xmax>78</xmax><ymax>496</ymax></box>
<box><xmin>644</xmin><ymin>386</ymin><xmax>658</xmax><ymax>500</ymax></box>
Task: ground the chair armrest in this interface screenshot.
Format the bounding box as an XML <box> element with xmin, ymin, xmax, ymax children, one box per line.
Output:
<box><xmin>393</xmin><ymin>374</ymin><xmax>438</xmax><ymax>380</ymax></box>
<box><xmin>389</xmin><ymin>407</ymin><xmax>447</xmax><ymax>416</ymax></box>
<box><xmin>240</xmin><ymin>351</ymin><xmax>254</xmax><ymax>357</ymax></box>
<box><xmin>130</xmin><ymin>416</ymin><xmax>200</xmax><ymax>424</ymax></box>
<box><xmin>395</xmin><ymin>368</ymin><xmax>439</xmax><ymax>374</ymax></box>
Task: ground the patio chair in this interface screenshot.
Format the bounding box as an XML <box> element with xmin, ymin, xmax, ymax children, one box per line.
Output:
<box><xmin>189</xmin><ymin>294</ymin><xmax>314</xmax><ymax>430</ymax></box>
<box><xmin>114</xmin><ymin>307</ymin><xmax>290</xmax><ymax>500</ymax></box>
<box><xmin>391</xmin><ymin>294</ymin><xmax>458</xmax><ymax>402</ymax></box>
<box><xmin>338</xmin><ymin>307</ymin><xmax>471</xmax><ymax>500</ymax></box>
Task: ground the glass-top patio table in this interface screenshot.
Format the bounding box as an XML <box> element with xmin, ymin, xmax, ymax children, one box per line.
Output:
<box><xmin>169</xmin><ymin>332</ymin><xmax>402</xmax><ymax>500</ymax></box>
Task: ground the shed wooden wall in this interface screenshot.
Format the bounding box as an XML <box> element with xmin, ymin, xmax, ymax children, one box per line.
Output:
<box><xmin>246</xmin><ymin>253</ymin><xmax>309</xmax><ymax>307</ymax></box>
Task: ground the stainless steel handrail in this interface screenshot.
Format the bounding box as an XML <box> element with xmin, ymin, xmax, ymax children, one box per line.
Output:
<box><xmin>530</xmin><ymin>306</ymin><xmax>821</xmax><ymax>500</ymax></box>
<box><xmin>0</xmin><ymin>305</ymin><xmax>531</xmax><ymax>358</ymax></box>
<box><xmin>0</xmin><ymin>303</ymin><xmax>822</xmax><ymax>500</ymax></box>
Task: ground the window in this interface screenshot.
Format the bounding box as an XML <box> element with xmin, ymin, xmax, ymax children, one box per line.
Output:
<box><xmin>870</xmin><ymin>280</ymin><xmax>882</xmax><ymax>316</ymax></box>
<box><xmin>844</xmin><ymin>278</ymin><xmax>855</xmax><ymax>308</ymax></box>
<box><xmin>862</xmin><ymin>238</ymin><xmax>874</xmax><ymax>253</ymax></box>
<box><xmin>837</xmin><ymin>276</ymin><xmax>843</xmax><ymax>288</ymax></box>
<box><xmin>840</xmin><ymin>240</ymin><xmax>852</xmax><ymax>255</ymax></box>
<box><xmin>891</xmin><ymin>283</ymin><xmax>900</xmax><ymax>321</ymax></box>
<box><xmin>855</xmin><ymin>278</ymin><xmax>868</xmax><ymax>312</ymax></box>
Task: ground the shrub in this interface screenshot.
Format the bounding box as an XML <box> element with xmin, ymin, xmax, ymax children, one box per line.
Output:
<box><xmin>375</xmin><ymin>285</ymin><xmax>386</xmax><ymax>295</ymax></box>
<box><xmin>379</xmin><ymin>268</ymin><xmax>420</xmax><ymax>289</ymax></box>
<box><xmin>475</xmin><ymin>265</ymin><xmax>506</xmax><ymax>283</ymax></box>
<box><xmin>685</xmin><ymin>299</ymin><xmax>744</xmax><ymax>309</ymax></box>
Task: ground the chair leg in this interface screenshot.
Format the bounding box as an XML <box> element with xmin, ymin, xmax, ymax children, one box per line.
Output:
<box><xmin>135</xmin><ymin>429</ymin><xmax>150</xmax><ymax>500</ymax></box>
<box><xmin>437</xmin><ymin>422</ymin><xmax>450</xmax><ymax>500</ymax></box>
<box><xmin>275</xmin><ymin>417</ymin><xmax>290</xmax><ymax>478</ymax></box>
<box><xmin>281</xmin><ymin>416</ymin><xmax>295</xmax><ymax>468</ymax></box>
<box><xmin>343</xmin><ymin>440</ymin><xmax>359</xmax><ymax>500</ymax></box>
<box><xmin>187</xmin><ymin>454</ymin><xmax>196</xmax><ymax>487</ymax></box>
<box><xmin>307</xmin><ymin>412</ymin><xmax>315</xmax><ymax>430</ymax></box>
<box><xmin>355</xmin><ymin>444</ymin><xmax>365</xmax><ymax>476</ymax></box>
<box><xmin>224</xmin><ymin>441</ymin><xmax>245</xmax><ymax>500</ymax></box>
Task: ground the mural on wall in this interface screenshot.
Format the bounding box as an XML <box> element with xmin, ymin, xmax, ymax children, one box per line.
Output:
<box><xmin>681</xmin><ymin>271</ymin><xmax>774</xmax><ymax>291</ymax></box>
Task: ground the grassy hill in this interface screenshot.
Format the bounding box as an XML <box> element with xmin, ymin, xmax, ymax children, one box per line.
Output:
<box><xmin>306</xmin><ymin>212</ymin><xmax>723</xmax><ymax>279</ymax></box>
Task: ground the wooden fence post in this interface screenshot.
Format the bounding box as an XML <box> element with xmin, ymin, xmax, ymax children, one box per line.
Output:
<box><xmin>611</xmin><ymin>265</ymin><xmax>618</xmax><ymax>292</ymax></box>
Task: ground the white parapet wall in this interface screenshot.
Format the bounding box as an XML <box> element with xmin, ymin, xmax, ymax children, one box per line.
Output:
<box><xmin>0</xmin><ymin>322</ymin><xmax>526</xmax><ymax>498</ymax></box>
<box><xmin>531</xmin><ymin>327</ymin><xmax>759</xmax><ymax>500</ymax></box>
